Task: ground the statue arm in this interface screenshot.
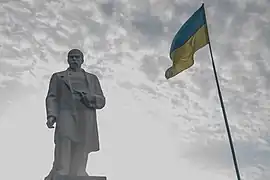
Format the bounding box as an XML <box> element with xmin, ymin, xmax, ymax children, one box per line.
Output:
<box><xmin>45</xmin><ymin>73</ymin><xmax>59</xmax><ymax>120</ymax></box>
<box><xmin>92</xmin><ymin>75</ymin><xmax>106</xmax><ymax>109</ymax></box>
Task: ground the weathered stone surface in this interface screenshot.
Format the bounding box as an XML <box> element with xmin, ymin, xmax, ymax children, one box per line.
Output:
<box><xmin>44</xmin><ymin>49</ymin><xmax>106</xmax><ymax>180</ymax></box>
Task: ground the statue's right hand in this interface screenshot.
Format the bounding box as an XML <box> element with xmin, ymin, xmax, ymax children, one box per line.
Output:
<box><xmin>46</xmin><ymin>116</ymin><xmax>56</xmax><ymax>129</ymax></box>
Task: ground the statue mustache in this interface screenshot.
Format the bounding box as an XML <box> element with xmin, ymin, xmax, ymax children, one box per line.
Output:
<box><xmin>70</xmin><ymin>61</ymin><xmax>80</xmax><ymax>65</ymax></box>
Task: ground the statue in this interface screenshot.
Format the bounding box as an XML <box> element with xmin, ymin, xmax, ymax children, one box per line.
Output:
<box><xmin>44</xmin><ymin>49</ymin><xmax>106</xmax><ymax>180</ymax></box>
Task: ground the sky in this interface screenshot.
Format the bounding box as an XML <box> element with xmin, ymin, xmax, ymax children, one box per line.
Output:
<box><xmin>0</xmin><ymin>0</ymin><xmax>269</xmax><ymax>180</ymax></box>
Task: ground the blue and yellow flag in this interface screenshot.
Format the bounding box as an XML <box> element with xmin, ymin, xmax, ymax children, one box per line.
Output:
<box><xmin>165</xmin><ymin>4</ymin><xmax>209</xmax><ymax>79</ymax></box>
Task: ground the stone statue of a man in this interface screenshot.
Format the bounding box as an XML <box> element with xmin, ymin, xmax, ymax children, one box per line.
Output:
<box><xmin>44</xmin><ymin>49</ymin><xmax>106</xmax><ymax>180</ymax></box>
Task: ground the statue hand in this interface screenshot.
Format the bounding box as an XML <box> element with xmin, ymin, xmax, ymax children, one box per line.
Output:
<box><xmin>46</xmin><ymin>116</ymin><xmax>56</xmax><ymax>129</ymax></box>
<box><xmin>80</xmin><ymin>92</ymin><xmax>96</xmax><ymax>108</ymax></box>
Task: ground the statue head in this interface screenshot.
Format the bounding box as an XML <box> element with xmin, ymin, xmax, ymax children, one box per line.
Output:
<box><xmin>67</xmin><ymin>49</ymin><xmax>84</xmax><ymax>69</ymax></box>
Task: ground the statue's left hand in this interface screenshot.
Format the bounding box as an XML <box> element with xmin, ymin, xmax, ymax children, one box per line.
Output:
<box><xmin>80</xmin><ymin>92</ymin><xmax>96</xmax><ymax>108</ymax></box>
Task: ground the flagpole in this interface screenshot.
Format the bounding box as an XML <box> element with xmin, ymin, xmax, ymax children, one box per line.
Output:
<box><xmin>202</xmin><ymin>3</ymin><xmax>241</xmax><ymax>180</ymax></box>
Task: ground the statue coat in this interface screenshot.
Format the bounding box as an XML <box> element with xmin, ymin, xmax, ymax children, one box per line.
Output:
<box><xmin>45</xmin><ymin>68</ymin><xmax>106</xmax><ymax>153</ymax></box>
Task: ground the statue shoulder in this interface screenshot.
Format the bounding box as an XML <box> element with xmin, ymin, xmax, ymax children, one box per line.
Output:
<box><xmin>49</xmin><ymin>70</ymin><xmax>66</xmax><ymax>80</ymax></box>
<box><xmin>85</xmin><ymin>72</ymin><xmax>99</xmax><ymax>80</ymax></box>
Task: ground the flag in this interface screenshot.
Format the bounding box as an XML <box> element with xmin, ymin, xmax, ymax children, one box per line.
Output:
<box><xmin>165</xmin><ymin>4</ymin><xmax>209</xmax><ymax>79</ymax></box>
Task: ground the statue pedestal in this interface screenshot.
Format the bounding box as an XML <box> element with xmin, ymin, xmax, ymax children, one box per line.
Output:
<box><xmin>55</xmin><ymin>175</ymin><xmax>106</xmax><ymax>180</ymax></box>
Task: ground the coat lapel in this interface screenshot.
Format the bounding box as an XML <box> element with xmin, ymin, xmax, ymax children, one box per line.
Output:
<box><xmin>58</xmin><ymin>70</ymin><xmax>71</xmax><ymax>90</ymax></box>
<box><xmin>82</xmin><ymin>69</ymin><xmax>93</xmax><ymax>94</ymax></box>
<box><xmin>58</xmin><ymin>68</ymin><xmax>92</xmax><ymax>92</ymax></box>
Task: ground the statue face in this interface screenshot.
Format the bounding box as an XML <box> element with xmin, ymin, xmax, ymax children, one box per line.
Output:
<box><xmin>67</xmin><ymin>49</ymin><xmax>84</xmax><ymax>69</ymax></box>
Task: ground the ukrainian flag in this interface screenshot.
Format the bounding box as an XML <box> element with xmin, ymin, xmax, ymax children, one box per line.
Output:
<box><xmin>165</xmin><ymin>4</ymin><xmax>209</xmax><ymax>79</ymax></box>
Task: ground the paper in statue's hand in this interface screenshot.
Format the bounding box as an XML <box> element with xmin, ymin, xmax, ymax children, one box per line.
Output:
<box><xmin>77</xmin><ymin>91</ymin><xmax>96</xmax><ymax>108</ymax></box>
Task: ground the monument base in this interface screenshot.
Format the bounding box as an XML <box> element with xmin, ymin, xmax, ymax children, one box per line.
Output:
<box><xmin>55</xmin><ymin>175</ymin><xmax>106</xmax><ymax>180</ymax></box>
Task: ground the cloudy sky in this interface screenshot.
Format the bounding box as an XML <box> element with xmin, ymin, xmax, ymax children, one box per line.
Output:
<box><xmin>0</xmin><ymin>0</ymin><xmax>270</xmax><ymax>179</ymax></box>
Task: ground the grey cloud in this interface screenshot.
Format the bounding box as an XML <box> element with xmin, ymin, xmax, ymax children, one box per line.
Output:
<box><xmin>182</xmin><ymin>139</ymin><xmax>270</xmax><ymax>179</ymax></box>
<box><xmin>212</xmin><ymin>44</ymin><xmax>238</xmax><ymax>66</ymax></box>
<box><xmin>138</xmin><ymin>84</ymin><xmax>160</xmax><ymax>96</ymax></box>
<box><xmin>87</xmin><ymin>19</ymin><xmax>109</xmax><ymax>36</ymax></box>
<box><xmin>190</xmin><ymin>66</ymin><xmax>216</xmax><ymax>98</ymax></box>
<box><xmin>160</xmin><ymin>2</ymin><xmax>199</xmax><ymax>36</ymax></box>
<box><xmin>99</xmin><ymin>1</ymin><xmax>115</xmax><ymax>17</ymax></box>
<box><xmin>139</xmin><ymin>55</ymin><xmax>167</xmax><ymax>81</ymax></box>
<box><xmin>244</xmin><ymin>2</ymin><xmax>267</xmax><ymax>14</ymax></box>
<box><xmin>118</xmin><ymin>81</ymin><xmax>134</xmax><ymax>89</ymax></box>
<box><xmin>131</xmin><ymin>12</ymin><xmax>165</xmax><ymax>38</ymax></box>
<box><xmin>0</xmin><ymin>80</ymin><xmax>37</xmax><ymax>116</ymax></box>
<box><xmin>254</xmin><ymin>58</ymin><xmax>270</xmax><ymax>88</ymax></box>
<box><xmin>98</xmin><ymin>0</ymin><xmax>168</xmax><ymax>44</ymax></box>
<box><xmin>117</xmin><ymin>77</ymin><xmax>166</xmax><ymax>98</ymax></box>
<box><xmin>258</xmin><ymin>23</ymin><xmax>270</xmax><ymax>49</ymax></box>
